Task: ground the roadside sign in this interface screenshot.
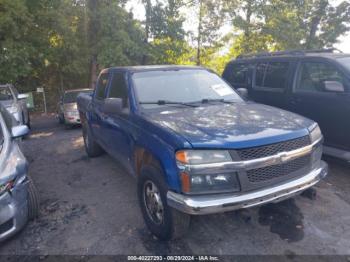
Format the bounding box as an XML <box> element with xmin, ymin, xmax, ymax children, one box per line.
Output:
<box><xmin>36</xmin><ymin>87</ymin><xmax>44</xmax><ymax>93</ymax></box>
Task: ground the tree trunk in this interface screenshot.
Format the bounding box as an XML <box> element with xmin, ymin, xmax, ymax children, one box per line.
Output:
<box><xmin>87</xmin><ymin>0</ymin><xmax>99</xmax><ymax>89</ymax></box>
<box><xmin>196</xmin><ymin>0</ymin><xmax>203</xmax><ymax>66</ymax></box>
<box><xmin>306</xmin><ymin>0</ymin><xmax>328</xmax><ymax>49</ymax></box>
<box><xmin>142</xmin><ymin>0</ymin><xmax>152</xmax><ymax>65</ymax></box>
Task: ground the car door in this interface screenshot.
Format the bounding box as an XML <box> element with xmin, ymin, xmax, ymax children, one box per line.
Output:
<box><xmin>103</xmin><ymin>71</ymin><xmax>133</xmax><ymax>172</ymax></box>
<box><xmin>288</xmin><ymin>58</ymin><xmax>350</xmax><ymax>150</ymax></box>
<box><xmin>91</xmin><ymin>71</ymin><xmax>110</xmax><ymax>145</ymax></box>
<box><xmin>251</xmin><ymin>59</ymin><xmax>295</xmax><ymax>109</ymax></box>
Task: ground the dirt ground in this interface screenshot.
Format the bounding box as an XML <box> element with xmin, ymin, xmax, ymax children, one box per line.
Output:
<box><xmin>0</xmin><ymin>114</ymin><xmax>349</xmax><ymax>257</ymax></box>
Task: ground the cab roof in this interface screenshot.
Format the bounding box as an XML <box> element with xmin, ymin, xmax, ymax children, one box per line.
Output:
<box><xmin>102</xmin><ymin>65</ymin><xmax>207</xmax><ymax>74</ymax></box>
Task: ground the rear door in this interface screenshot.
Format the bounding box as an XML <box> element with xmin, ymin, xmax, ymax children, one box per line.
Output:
<box><xmin>251</xmin><ymin>59</ymin><xmax>295</xmax><ymax>109</ymax></box>
<box><xmin>91</xmin><ymin>71</ymin><xmax>110</xmax><ymax>145</ymax></box>
<box><xmin>288</xmin><ymin>58</ymin><xmax>350</xmax><ymax>150</ymax></box>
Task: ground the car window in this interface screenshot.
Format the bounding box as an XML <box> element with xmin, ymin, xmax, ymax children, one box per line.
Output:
<box><xmin>0</xmin><ymin>86</ymin><xmax>14</xmax><ymax>101</ymax></box>
<box><xmin>255</xmin><ymin>62</ymin><xmax>290</xmax><ymax>89</ymax></box>
<box><xmin>338</xmin><ymin>57</ymin><xmax>350</xmax><ymax>71</ymax></box>
<box><xmin>64</xmin><ymin>91</ymin><xmax>80</xmax><ymax>103</ymax></box>
<box><xmin>297</xmin><ymin>62</ymin><xmax>346</xmax><ymax>93</ymax></box>
<box><xmin>108</xmin><ymin>72</ymin><xmax>128</xmax><ymax>107</ymax></box>
<box><xmin>227</xmin><ymin>64</ymin><xmax>250</xmax><ymax>85</ymax></box>
<box><xmin>95</xmin><ymin>73</ymin><xmax>109</xmax><ymax>100</ymax></box>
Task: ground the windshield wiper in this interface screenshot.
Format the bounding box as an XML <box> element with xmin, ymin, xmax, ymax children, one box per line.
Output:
<box><xmin>139</xmin><ymin>100</ymin><xmax>199</xmax><ymax>107</ymax></box>
<box><xmin>188</xmin><ymin>98</ymin><xmax>236</xmax><ymax>104</ymax></box>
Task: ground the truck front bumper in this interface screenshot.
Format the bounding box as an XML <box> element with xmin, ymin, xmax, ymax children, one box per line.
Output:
<box><xmin>167</xmin><ymin>161</ymin><xmax>328</xmax><ymax>215</ymax></box>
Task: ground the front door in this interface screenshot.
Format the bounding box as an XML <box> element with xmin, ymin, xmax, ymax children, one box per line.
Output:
<box><xmin>288</xmin><ymin>59</ymin><xmax>350</xmax><ymax>150</ymax></box>
<box><xmin>103</xmin><ymin>71</ymin><xmax>133</xmax><ymax>172</ymax></box>
<box><xmin>91</xmin><ymin>72</ymin><xmax>110</xmax><ymax>145</ymax></box>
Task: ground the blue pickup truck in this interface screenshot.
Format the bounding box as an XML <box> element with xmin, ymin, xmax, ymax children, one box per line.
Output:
<box><xmin>77</xmin><ymin>65</ymin><xmax>328</xmax><ymax>240</ymax></box>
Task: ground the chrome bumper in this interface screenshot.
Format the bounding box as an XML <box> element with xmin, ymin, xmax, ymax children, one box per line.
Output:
<box><xmin>167</xmin><ymin>161</ymin><xmax>328</xmax><ymax>215</ymax></box>
<box><xmin>0</xmin><ymin>179</ymin><xmax>29</xmax><ymax>241</ymax></box>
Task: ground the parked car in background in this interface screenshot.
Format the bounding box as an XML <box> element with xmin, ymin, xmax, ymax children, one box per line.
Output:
<box><xmin>0</xmin><ymin>104</ymin><xmax>39</xmax><ymax>242</ymax></box>
<box><xmin>0</xmin><ymin>84</ymin><xmax>30</xmax><ymax>128</ymax></box>
<box><xmin>223</xmin><ymin>49</ymin><xmax>350</xmax><ymax>161</ymax></box>
<box><xmin>57</xmin><ymin>89</ymin><xmax>93</xmax><ymax>126</ymax></box>
<box><xmin>77</xmin><ymin>65</ymin><xmax>327</xmax><ymax>240</ymax></box>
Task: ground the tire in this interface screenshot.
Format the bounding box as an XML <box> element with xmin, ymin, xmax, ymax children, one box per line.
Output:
<box><xmin>27</xmin><ymin>176</ymin><xmax>40</xmax><ymax>220</ymax></box>
<box><xmin>138</xmin><ymin>165</ymin><xmax>190</xmax><ymax>240</ymax></box>
<box><xmin>26</xmin><ymin>114</ymin><xmax>31</xmax><ymax>129</ymax></box>
<box><xmin>82</xmin><ymin>122</ymin><xmax>104</xmax><ymax>157</ymax></box>
<box><xmin>58</xmin><ymin>114</ymin><xmax>64</xmax><ymax>124</ymax></box>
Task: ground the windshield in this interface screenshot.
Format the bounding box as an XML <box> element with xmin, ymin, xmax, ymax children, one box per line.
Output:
<box><xmin>0</xmin><ymin>86</ymin><xmax>14</xmax><ymax>101</ymax></box>
<box><xmin>338</xmin><ymin>57</ymin><xmax>350</xmax><ymax>71</ymax></box>
<box><xmin>64</xmin><ymin>90</ymin><xmax>89</xmax><ymax>104</ymax></box>
<box><xmin>132</xmin><ymin>69</ymin><xmax>242</xmax><ymax>108</ymax></box>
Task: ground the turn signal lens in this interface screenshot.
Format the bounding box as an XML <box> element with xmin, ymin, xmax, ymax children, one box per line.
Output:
<box><xmin>180</xmin><ymin>172</ymin><xmax>191</xmax><ymax>193</ymax></box>
<box><xmin>176</xmin><ymin>151</ymin><xmax>188</xmax><ymax>164</ymax></box>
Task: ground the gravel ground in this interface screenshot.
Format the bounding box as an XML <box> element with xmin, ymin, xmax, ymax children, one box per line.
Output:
<box><xmin>0</xmin><ymin>114</ymin><xmax>349</xmax><ymax>257</ymax></box>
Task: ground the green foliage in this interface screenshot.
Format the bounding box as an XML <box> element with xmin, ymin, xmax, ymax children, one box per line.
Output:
<box><xmin>0</xmin><ymin>0</ymin><xmax>349</xmax><ymax>110</ymax></box>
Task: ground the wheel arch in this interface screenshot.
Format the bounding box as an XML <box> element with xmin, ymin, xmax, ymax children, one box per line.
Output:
<box><xmin>133</xmin><ymin>146</ymin><xmax>181</xmax><ymax>193</ymax></box>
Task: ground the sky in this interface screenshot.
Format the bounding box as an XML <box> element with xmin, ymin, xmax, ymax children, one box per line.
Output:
<box><xmin>125</xmin><ymin>0</ymin><xmax>350</xmax><ymax>53</ymax></box>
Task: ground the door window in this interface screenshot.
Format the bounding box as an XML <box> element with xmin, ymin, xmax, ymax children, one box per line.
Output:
<box><xmin>108</xmin><ymin>72</ymin><xmax>128</xmax><ymax>107</ymax></box>
<box><xmin>95</xmin><ymin>73</ymin><xmax>109</xmax><ymax>100</ymax></box>
<box><xmin>297</xmin><ymin>62</ymin><xmax>346</xmax><ymax>93</ymax></box>
<box><xmin>255</xmin><ymin>62</ymin><xmax>290</xmax><ymax>90</ymax></box>
<box><xmin>229</xmin><ymin>64</ymin><xmax>250</xmax><ymax>85</ymax></box>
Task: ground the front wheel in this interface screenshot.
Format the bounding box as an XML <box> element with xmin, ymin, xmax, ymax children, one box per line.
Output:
<box><xmin>27</xmin><ymin>176</ymin><xmax>40</xmax><ymax>220</ymax></box>
<box><xmin>138</xmin><ymin>165</ymin><xmax>190</xmax><ymax>240</ymax></box>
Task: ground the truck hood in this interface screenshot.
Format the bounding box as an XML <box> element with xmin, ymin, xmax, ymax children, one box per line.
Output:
<box><xmin>143</xmin><ymin>102</ymin><xmax>314</xmax><ymax>149</ymax></box>
<box><xmin>0</xmin><ymin>100</ymin><xmax>16</xmax><ymax>108</ymax></box>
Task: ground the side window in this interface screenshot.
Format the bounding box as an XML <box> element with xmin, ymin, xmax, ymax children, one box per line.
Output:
<box><xmin>108</xmin><ymin>72</ymin><xmax>128</xmax><ymax>108</ymax></box>
<box><xmin>230</xmin><ymin>64</ymin><xmax>250</xmax><ymax>85</ymax></box>
<box><xmin>0</xmin><ymin>87</ymin><xmax>13</xmax><ymax>101</ymax></box>
<box><xmin>95</xmin><ymin>73</ymin><xmax>109</xmax><ymax>100</ymax></box>
<box><xmin>255</xmin><ymin>62</ymin><xmax>290</xmax><ymax>89</ymax></box>
<box><xmin>255</xmin><ymin>63</ymin><xmax>267</xmax><ymax>87</ymax></box>
<box><xmin>297</xmin><ymin>62</ymin><xmax>346</xmax><ymax>93</ymax></box>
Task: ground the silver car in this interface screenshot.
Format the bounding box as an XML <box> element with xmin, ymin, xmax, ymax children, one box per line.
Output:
<box><xmin>58</xmin><ymin>89</ymin><xmax>92</xmax><ymax>126</ymax></box>
<box><xmin>0</xmin><ymin>84</ymin><xmax>30</xmax><ymax>128</ymax></box>
<box><xmin>0</xmin><ymin>105</ymin><xmax>39</xmax><ymax>242</ymax></box>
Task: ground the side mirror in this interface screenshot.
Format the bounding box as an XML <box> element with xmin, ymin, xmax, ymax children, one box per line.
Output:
<box><xmin>17</xmin><ymin>94</ymin><xmax>29</xmax><ymax>100</ymax></box>
<box><xmin>103</xmin><ymin>98</ymin><xmax>123</xmax><ymax>114</ymax></box>
<box><xmin>237</xmin><ymin>88</ymin><xmax>249</xmax><ymax>99</ymax></box>
<box><xmin>11</xmin><ymin>125</ymin><xmax>29</xmax><ymax>139</ymax></box>
<box><xmin>324</xmin><ymin>81</ymin><xmax>344</xmax><ymax>92</ymax></box>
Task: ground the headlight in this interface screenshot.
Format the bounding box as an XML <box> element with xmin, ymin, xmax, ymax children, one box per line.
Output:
<box><xmin>180</xmin><ymin>172</ymin><xmax>240</xmax><ymax>194</ymax></box>
<box><xmin>176</xmin><ymin>150</ymin><xmax>232</xmax><ymax>165</ymax></box>
<box><xmin>309</xmin><ymin>124</ymin><xmax>322</xmax><ymax>144</ymax></box>
<box><xmin>176</xmin><ymin>150</ymin><xmax>240</xmax><ymax>194</ymax></box>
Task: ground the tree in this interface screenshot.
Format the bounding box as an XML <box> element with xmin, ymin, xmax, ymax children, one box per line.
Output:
<box><xmin>225</xmin><ymin>0</ymin><xmax>350</xmax><ymax>55</ymax></box>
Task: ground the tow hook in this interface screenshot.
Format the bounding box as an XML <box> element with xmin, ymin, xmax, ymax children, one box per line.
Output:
<box><xmin>301</xmin><ymin>187</ymin><xmax>317</xmax><ymax>200</ymax></box>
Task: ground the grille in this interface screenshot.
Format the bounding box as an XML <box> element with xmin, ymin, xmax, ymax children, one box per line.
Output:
<box><xmin>246</xmin><ymin>155</ymin><xmax>311</xmax><ymax>183</ymax></box>
<box><xmin>237</xmin><ymin>136</ymin><xmax>310</xmax><ymax>161</ymax></box>
<box><xmin>0</xmin><ymin>219</ymin><xmax>13</xmax><ymax>235</ymax></box>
